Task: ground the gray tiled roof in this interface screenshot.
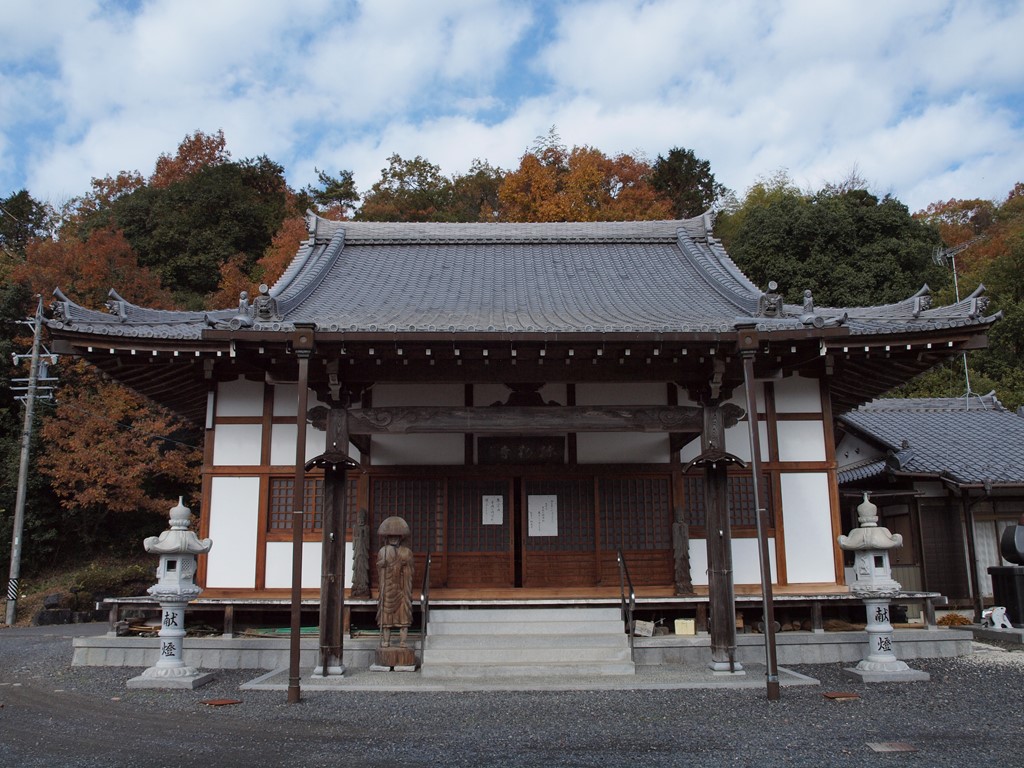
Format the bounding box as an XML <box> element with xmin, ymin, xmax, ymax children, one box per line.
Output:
<box><xmin>46</xmin><ymin>216</ymin><xmax>998</xmax><ymax>341</ymax></box>
<box><xmin>839</xmin><ymin>394</ymin><xmax>1024</xmax><ymax>486</ymax></box>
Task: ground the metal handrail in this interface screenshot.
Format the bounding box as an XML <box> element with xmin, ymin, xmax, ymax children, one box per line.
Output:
<box><xmin>420</xmin><ymin>552</ymin><xmax>433</xmax><ymax>644</ymax></box>
<box><xmin>616</xmin><ymin>549</ymin><xmax>636</xmax><ymax>645</ymax></box>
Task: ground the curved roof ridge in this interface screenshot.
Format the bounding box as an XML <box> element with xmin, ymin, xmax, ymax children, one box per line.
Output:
<box><xmin>310</xmin><ymin>216</ymin><xmax>706</xmax><ymax>244</ymax></box>
<box><xmin>674</xmin><ymin>231</ymin><xmax>760</xmax><ymax>316</ymax></box>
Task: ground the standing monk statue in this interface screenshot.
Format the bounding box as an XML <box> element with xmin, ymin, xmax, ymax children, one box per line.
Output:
<box><xmin>376</xmin><ymin>516</ymin><xmax>414</xmax><ymax>649</ymax></box>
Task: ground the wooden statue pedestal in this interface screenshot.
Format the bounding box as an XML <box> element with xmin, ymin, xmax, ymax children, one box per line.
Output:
<box><xmin>371</xmin><ymin>645</ymin><xmax>417</xmax><ymax>671</ymax></box>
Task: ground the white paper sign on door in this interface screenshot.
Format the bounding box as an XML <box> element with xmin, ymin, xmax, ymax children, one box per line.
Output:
<box><xmin>527</xmin><ymin>494</ymin><xmax>558</xmax><ymax>537</ymax></box>
<box><xmin>482</xmin><ymin>495</ymin><xmax>504</xmax><ymax>525</ymax></box>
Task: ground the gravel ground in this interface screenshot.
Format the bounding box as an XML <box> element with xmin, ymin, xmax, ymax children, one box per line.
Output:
<box><xmin>2</xmin><ymin>623</ymin><xmax>1023</xmax><ymax>767</ymax></box>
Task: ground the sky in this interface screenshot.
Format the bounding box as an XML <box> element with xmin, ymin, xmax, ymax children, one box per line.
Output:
<box><xmin>2</xmin><ymin>0</ymin><xmax>1023</xmax><ymax>215</ymax></box>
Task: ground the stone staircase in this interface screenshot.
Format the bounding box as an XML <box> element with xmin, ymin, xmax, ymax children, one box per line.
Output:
<box><xmin>420</xmin><ymin>606</ymin><xmax>635</xmax><ymax>678</ymax></box>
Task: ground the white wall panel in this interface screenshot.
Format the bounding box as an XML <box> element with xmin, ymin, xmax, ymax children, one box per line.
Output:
<box><xmin>212</xmin><ymin>424</ymin><xmax>263</xmax><ymax>466</ymax></box>
<box><xmin>371</xmin><ymin>434</ymin><xmax>464</xmax><ymax>465</ymax></box>
<box><xmin>688</xmin><ymin>539</ymin><xmax>776</xmax><ymax>586</ymax></box>
<box><xmin>269</xmin><ymin>422</ymin><xmax>327</xmax><ymax>466</ymax></box>
<box><xmin>272</xmin><ymin>384</ymin><xmax>326</xmax><ymax>417</ymax></box>
<box><xmin>205</xmin><ymin>477</ymin><xmax>260</xmax><ymax>588</ymax></box>
<box><xmin>780</xmin><ymin>472</ymin><xmax>837</xmax><ymax>583</ymax></box>
<box><xmin>216</xmin><ymin>377</ymin><xmax>264</xmax><ymax>417</ymax></box>
<box><xmin>777</xmin><ymin>421</ymin><xmax>827</xmax><ymax>462</ymax></box>
<box><xmin>264</xmin><ymin>541</ymin><xmax>322</xmax><ymax>589</ymax></box>
<box><xmin>773</xmin><ymin>375</ymin><xmax>822</xmax><ymax>413</ymax></box>
<box><xmin>577</xmin><ymin>433</ymin><xmax>669</xmax><ymax>464</ymax></box>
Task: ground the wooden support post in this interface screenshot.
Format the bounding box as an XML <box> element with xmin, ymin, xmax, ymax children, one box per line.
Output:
<box><xmin>811</xmin><ymin>601</ymin><xmax>824</xmax><ymax>634</ymax></box>
<box><xmin>316</xmin><ymin>407</ymin><xmax>352</xmax><ymax>676</ymax></box>
<box><xmin>704</xmin><ymin>457</ymin><xmax>739</xmax><ymax>671</ymax></box>
<box><xmin>223</xmin><ymin>604</ymin><xmax>235</xmax><ymax>637</ymax></box>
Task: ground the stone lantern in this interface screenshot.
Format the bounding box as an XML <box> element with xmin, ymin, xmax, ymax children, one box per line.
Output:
<box><xmin>838</xmin><ymin>493</ymin><xmax>928</xmax><ymax>683</ymax></box>
<box><xmin>127</xmin><ymin>498</ymin><xmax>214</xmax><ymax>689</ymax></box>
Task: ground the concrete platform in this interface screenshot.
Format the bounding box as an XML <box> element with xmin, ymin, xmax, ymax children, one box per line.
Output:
<box><xmin>72</xmin><ymin>627</ymin><xmax>973</xmax><ymax>670</ymax></box>
<box><xmin>240</xmin><ymin>662</ymin><xmax>820</xmax><ymax>692</ymax></box>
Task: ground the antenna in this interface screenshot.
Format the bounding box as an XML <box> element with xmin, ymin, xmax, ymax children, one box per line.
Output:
<box><xmin>932</xmin><ymin>237</ymin><xmax>985</xmax><ymax>406</ymax></box>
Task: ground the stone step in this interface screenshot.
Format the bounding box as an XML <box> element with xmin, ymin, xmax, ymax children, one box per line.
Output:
<box><xmin>426</xmin><ymin>633</ymin><xmax>627</xmax><ymax>650</ymax></box>
<box><xmin>427</xmin><ymin>619</ymin><xmax>625</xmax><ymax>636</ymax></box>
<box><xmin>429</xmin><ymin>607</ymin><xmax>622</xmax><ymax>624</ymax></box>
<box><xmin>420</xmin><ymin>660</ymin><xmax>637</xmax><ymax>679</ymax></box>
<box><xmin>423</xmin><ymin>644</ymin><xmax>632</xmax><ymax>665</ymax></box>
<box><xmin>420</xmin><ymin>606</ymin><xmax>635</xmax><ymax>678</ymax></box>
<box><xmin>427</xmin><ymin>607</ymin><xmax>626</xmax><ymax>637</ymax></box>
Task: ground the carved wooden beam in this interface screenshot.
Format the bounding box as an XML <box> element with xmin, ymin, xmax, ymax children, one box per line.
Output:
<box><xmin>346</xmin><ymin>405</ymin><xmax>704</xmax><ymax>435</ymax></box>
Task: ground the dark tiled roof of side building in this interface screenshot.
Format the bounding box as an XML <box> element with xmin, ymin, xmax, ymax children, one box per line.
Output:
<box><xmin>839</xmin><ymin>393</ymin><xmax>1024</xmax><ymax>487</ymax></box>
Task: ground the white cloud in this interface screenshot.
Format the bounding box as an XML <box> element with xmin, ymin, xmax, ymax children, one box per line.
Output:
<box><xmin>3</xmin><ymin>0</ymin><xmax>1023</xmax><ymax>216</ymax></box>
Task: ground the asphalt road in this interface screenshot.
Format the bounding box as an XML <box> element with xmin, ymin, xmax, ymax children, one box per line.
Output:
<box><xmin>2</xmin><ymin>623</ymin><xmax>1023</xmax><ymax>767</ymax></box>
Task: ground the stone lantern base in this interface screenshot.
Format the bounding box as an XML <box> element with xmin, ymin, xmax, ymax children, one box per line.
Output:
<box><xmin>127</xmin><ymin>666</ymin><xmax>216</xmax><ymax>690</ymax></box>
<box><xmin>842</xmin><ymin>661</ymin><xmax>931</xmax><ymax>684</ymax></box>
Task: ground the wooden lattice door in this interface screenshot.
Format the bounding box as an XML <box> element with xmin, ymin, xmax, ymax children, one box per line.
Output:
<box><xmin>445</xmin><ymin>478</ymin><xmax>514</xmax><ymax>588</ymax></box>
<box><xmin>521</xmin><ymin>477</ymin><xmax>596</xmax><ymax>588</ymax></box>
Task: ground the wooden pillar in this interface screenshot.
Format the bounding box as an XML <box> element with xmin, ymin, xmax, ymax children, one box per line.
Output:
<box><xmin>704</xmin><ymin>456</ymin><xmax>738</xmax><ymax>671</ymax></box>
<box><xmin>315</xmin><ymin>406</ymin><xmax>359</xmax><ymax>675</ymax></box>
<box><xmin>693</xmin><ymin>401</ymin><xmax>744</xmax><ymax>673</ymax></box>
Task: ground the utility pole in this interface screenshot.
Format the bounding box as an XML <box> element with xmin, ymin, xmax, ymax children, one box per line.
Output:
<box><xmin>5</xmin><ymin>298</ymin><xmax>50</xmax><ymax>626</ymax></box>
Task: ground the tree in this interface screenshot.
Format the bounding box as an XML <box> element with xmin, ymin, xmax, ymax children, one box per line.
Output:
<box><xmin>1</xmin><ymin>190</ymin><xmax>53</xmax><ymax>256</ymax></box>
<box><xmin>36</xmin><ymin>361</ymin><xmax>202</xmax><ymax>552</ymax></box>
<box><xmin>150</xmin><ymin>129</ymin><xmax>230</xmax><ymax>188</ymax></box>
<box><xmin>717</xmin><ymin>177</ymin><xmax>947</xmax><ymax>307</ymax></box>
<box><xmin>207</xmin><ymin>215</ymin><xmax>310</xmax><ymax>309</ymax></box>
<box><xmin>450</xmin><ymin>160</ymin><xmax>504</xmax><ymax>222</ymax></box>
<box><xmin>12</xmin><ymin>227</ymin><xmax>172</xmax><ymax>310</ymax></box>
<box><xmin>650</xmin><ymin>147</ymin><xmax>730</xmax><ymax>219</ymax></box>
<box><xmin>356</xmin><ymin>154</ymin><xmax>454</xmax><ymax>222</ymax></box>
<box><xmin>498</xmin><ymin>133</ymin><xmax>672</xmax><ymax>222</ymax></box>
<box><xmin>302</xmin><ymin>168</ymin><xmax>359</xmax><ymax>220</ymax></box>
<box><xmin>109</xmin><ymin>156</ymin><xmax>288</xmax><ymax>305</ymax></box>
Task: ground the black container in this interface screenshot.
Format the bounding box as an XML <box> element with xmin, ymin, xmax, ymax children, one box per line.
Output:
<box><xmin>988</xmin><ymin>565</ymin><xmax>1024</xmax><ymax>626</ymax></box>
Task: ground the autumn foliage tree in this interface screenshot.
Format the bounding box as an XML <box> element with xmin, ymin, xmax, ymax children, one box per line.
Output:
<box><xmin>498</xmin><ymin>132</ymin><xmax>672</xmax><ymax>222</ymax></box>
<box><xmin>36</xmin><ymin>361</ymin><xmax>202</xmax><ymax>552</ymax></box>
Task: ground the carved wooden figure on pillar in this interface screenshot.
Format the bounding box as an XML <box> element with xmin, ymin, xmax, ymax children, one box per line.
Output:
<box><xmin>351</xmin><ymin>508</ymin><xmax>371</xmax><ymax>599</ymax></box>
<box><xmin>373</xmin><ymin>516</ymin><xmax>417</xmax><ymax>670</ymax></box>
<box><xmin>672</xmin><ymin>506</ymin><xmax>693</xmax><ymax>595</ymax></box>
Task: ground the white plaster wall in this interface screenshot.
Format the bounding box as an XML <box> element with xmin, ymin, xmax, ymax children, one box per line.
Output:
<box><xmin>576</xmin><ymin>433</ymin><xmax>670</xmax><ymax>464</ymax></box>
<box><xmin>372</xmin><ymin>383</ymin><xmax>463</xmax><ymax>407</ymax></box>
<box><xmin>836</xmin><ymin>433</ymin><xmax>883</xmax><ymax>468</ymax></box>
<box><xmin>264</xmin><ymin>541</ymin><xmax>322</xmax><ymax>589</ymax></box>
<box><xmin>689</xmin><ymin>538</ymin><xmax>777</xmax><ymax>586</ymax></box>
<box><xmin>776</xmin><ymin>421</ymin><xmax>827</xmax><ymax>462</ymax></box>
<box><xmin>269</xmin><ymin>422</ymin><xmax>328</xmax><ymax>466</ymax></box>
<box><xmin>773</xmin><ymin>374</ymin><xmax>822</xmax><ymax>413</ymax></box>
<box><xmin>212</xmin><ymin>424</ymin><xmax>263</xmax><ymax>466</ymax></box>
<box><xmin>779</xmin><ymin>472</ymin><xmax>837</xmax><ymax>583</ymax></box>
<box><xmin>678</xmin><ymin>421</ymin><xmax>767</xmax><ymax>465</ymax></box>
<box><xmin>216</xmin><ymin>377</ymin><xmax>264</xmax><ymax>417</ymax></box>
<box><xmin>205</xmin><ymin>476</ymin><xmax>261</xmax><ymax>588</ymax></box>
<box><xmin>272</xmin><ymin>384</ymin><xmax>326</xmax><ymax>417</ymax></box>
<box><xmin>371</xmin><ymin>434</ymin><xmax>465</xmax><ymax>465</ymax></box>
<box><xmin>575</xmin><ymin>382</ymin><xmax>666</xmax><ymax>405</ymax></box>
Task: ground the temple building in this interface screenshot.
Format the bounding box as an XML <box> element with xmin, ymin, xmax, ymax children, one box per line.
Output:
<box><xmin>46</xmin><ymin>214</ymin><xmax>998</xmax><ymax>633</ymax></box>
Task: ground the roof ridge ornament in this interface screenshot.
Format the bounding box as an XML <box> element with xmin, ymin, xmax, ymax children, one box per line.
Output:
<box><xmin>757</xmin><ymin>281</ymin><xmax>784</xmax><ymax>318</ymax></box>
<box><xmin>253</xmin><ymin>283</ymin><xmax>281</xmax><ymax>322</ymax></box>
